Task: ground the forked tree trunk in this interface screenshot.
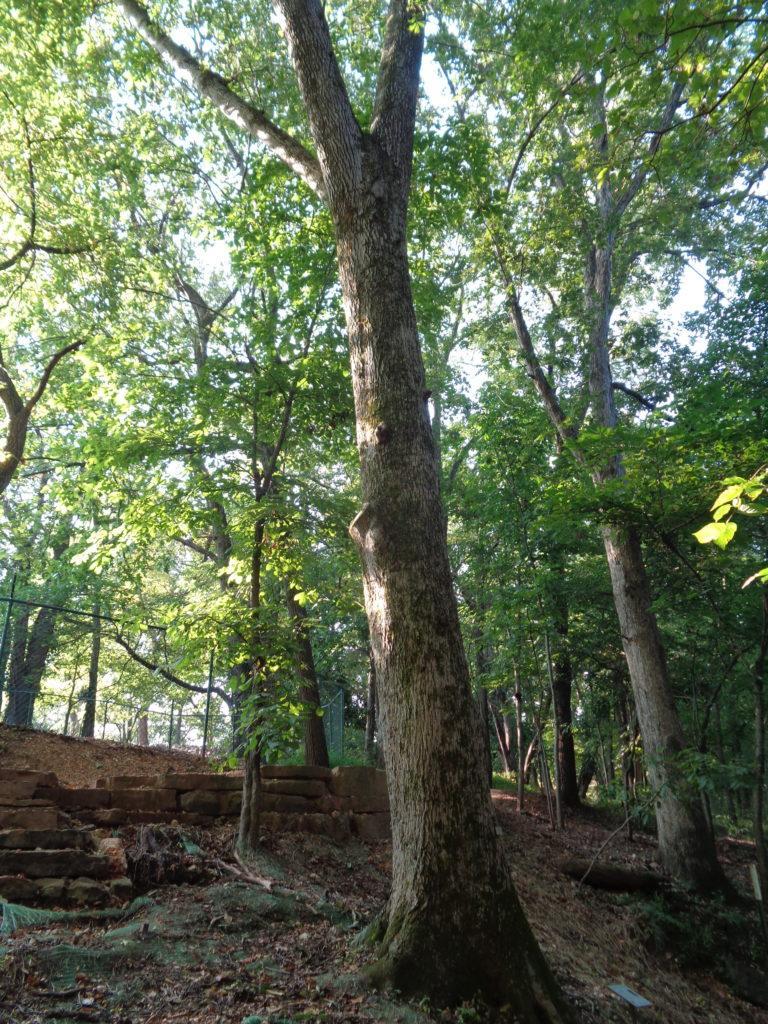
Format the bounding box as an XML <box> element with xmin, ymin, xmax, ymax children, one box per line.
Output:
<box><xmin>116</xmin><ymin>0</ymin><xmax>569</xmax><ymax>1014</ymax></box>
<box><xmin>286</xmin><ymin>586</ymin><xmax>330</xmax><ymax>768</ymax></box>
<box><xmin>277</xmin><ymin>4</ymin><xmax>568</xmax><ymax>1013</ymax></box>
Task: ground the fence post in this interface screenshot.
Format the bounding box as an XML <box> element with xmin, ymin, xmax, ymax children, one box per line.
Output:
<box><xmin>0</xmin><ymin>571</ymin><xmax>18</xmax><ymax>715</ymax></box>
<box><xmin>168</xmin><ymin>701</ymin><xmax>175</xmax><ymax>750</ymax></box>
<box><xmin>202</xmin><ymin>650</ymin><xmax>214</xmax><ymax>758</ymax></box>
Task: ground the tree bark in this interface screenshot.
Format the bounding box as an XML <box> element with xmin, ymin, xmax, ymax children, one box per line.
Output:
<box><xmin>238</xmin><ymin>747</ymin><xmax>261</xmax><ymax>851</ymax></box>
<box><xmin>80</xmin><ymin>603</ymin><xmax>100</xmax><ymax>738</ymax></box>
<box><xmin>286</xmin><ymin>586</ymin><xmax>330</xmax><ymax>768</ymax></box>
<box><xmin>365</xmin><ymin>652</ymin><xmax>377</xmax><ymax>761</ymax></box>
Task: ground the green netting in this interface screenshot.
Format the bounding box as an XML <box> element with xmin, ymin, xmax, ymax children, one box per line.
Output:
<box><xmin>0</xmin><ymin>896</ymin><xmax>154</xmax><ymax>936</ymax></box>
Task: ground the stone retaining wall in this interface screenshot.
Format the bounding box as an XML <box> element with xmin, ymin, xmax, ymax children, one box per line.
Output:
<box><xmin>2</xmin><ymin>765</ymin><xmax>390</xmax><ymax>841</ymax></box>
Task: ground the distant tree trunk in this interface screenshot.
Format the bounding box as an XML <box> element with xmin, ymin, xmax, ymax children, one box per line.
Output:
<box><xmin>137</xmin><ymin>714</ymin><xmax>149</xmax><ymax>746</ymax></box>
<box><xmin>491</xmin><ymin>697</ymin><xmax>513</xmax><ymax>773</ymax></box>
<box><xmin>515</xmin><ymin>677</ymin><xmax>525</xmax><ymax>812</ymax></box>
<box><xmin>3</xmin><ymin>606</ymin><xmax>56</xmax><ymax>727</ymax></box>
<box><xmin>577</xmin><ymin>755</ymin><xmax>596</xmax><ymax>800</ymax></box>
<box><xmin>714</xmin><ymin>701</ymin><xmax>738</xmax><ymax>823</ymax></box>
<box><xmin>477</xmin><ymin>687</ymin><xmax>493</xmax><ymax>787</ymax></box>
<box><xmin>551</xmin><ymin>593</ymin><xmax>579</xmax><ymax>807</ymax></box>
<box><xmin>753</xmin><ymin>592</ymin><xmax>768</xmax><ymax>898</ymax></box>
<box><xmin>81</xmin><ymin>604</ymin><xmax>100</xmax><ymax>738</ymax></box>
<box><xmin>286</xmin><ymin>586</ymin><xmax>329</xmax><ymax>768</ymax></box>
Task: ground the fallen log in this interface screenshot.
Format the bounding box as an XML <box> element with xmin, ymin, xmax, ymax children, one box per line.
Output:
<box><xmin>559</xmin><ymin>857</ymin><xmax>666</xmax><ymax>893</ymax></box>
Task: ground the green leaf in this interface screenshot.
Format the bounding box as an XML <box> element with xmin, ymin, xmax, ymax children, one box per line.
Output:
<box><xmin>693</xmin><ymin>521</ymin><xmax>737</xmax><ymax>548</ymax></box>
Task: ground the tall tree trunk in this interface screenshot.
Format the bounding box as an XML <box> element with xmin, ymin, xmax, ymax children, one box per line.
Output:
<box><xmin>117</xmin><ymin>1</ymin><xmax>570</xmax><ymax>1014</ymax></box>
<box><xmin>278</xmin><ymin>5</ymin><xmax>567</xmax><ymax>1013</ymax></box>
<box><xmin>477</xmin><ymin>686</ymin><xmax>493</xmax><ymax>788</ymax></box>
<box><xmin>286</xmin><ymin>586</ymin><xmax>330</xmax><ymax>768</ymax></box>
<box><xmin>238</xmin><ymin>748</ymin><xmax>261</xmax><ymax>851</ymax></box>
<box><xmin>515</xmin><ymin>680</ymin><xmax>525</xmax><ymax>811</ymax></box>
<box><xmin>81</xmin><ymin>603</ymin><xmax>100</xmax><ymax>738</ymax></box>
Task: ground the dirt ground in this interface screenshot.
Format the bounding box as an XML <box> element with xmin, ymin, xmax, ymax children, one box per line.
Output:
<box><xmin>0</xmin><ymin>730</ymin><xmax>766</xmax><ymax>1023</ymax></box>
<box><xmin>0</xmin><ymin>724</ymin><xmax>210</xmax><ymax>786</ymax></box>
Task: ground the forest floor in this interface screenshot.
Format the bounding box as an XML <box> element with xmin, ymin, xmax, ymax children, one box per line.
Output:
<box><xmin>1</xmin><ymin>731</ymin><xmax>766</xmax><ymax>1024</ymax></box>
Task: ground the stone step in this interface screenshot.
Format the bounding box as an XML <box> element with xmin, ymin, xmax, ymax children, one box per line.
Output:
<box><xmin>0</xmin><ymin>769</ymin><xmax>58</xmax><ymax>790</ymax></box>
<box><xmin>0</xmin><ymin>828</ymin><xmax>93</xmax><ymax>850</ymax></box>
<box><xmin>0</xmin><ymin>803</ymin><xmax>58</xmax><ymax>830</ymax></box>
<box><xmin>0</xmin><ymin>849</ymin><xmax>111</xmax><ymax>880</ymax></box>
<box><xmin>0</xmin><ymin>874</ymin><xmax>133</xmax><ymax>906</ymax></box>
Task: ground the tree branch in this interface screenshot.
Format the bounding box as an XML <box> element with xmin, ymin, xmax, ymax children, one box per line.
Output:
<box><xmin>272</xmin><ymin>0</ymin><xmax>363</xmax><ymax>207</ymax></box>
<box><xmin>610</xmin><ymin>381</ymin><xmax>657</xmax><ymax>411</ymax></box>
<box><xmin>112</xmin><ymin>631</ymin><xmax>231</xmax><ymax>704</ymax></box>
<box><xmin>26</xmin><ymin>338</ymin><xmax>85</xmax><ymax>413</ymax></box>
<box><xmin>615</xmin><ymin>79</ymin><xmax>685</xmax><ymax>218</ymax></box>
<box><xmin>116</xmin><ymin>0</ymin><xmax>326</xmax><ymax>200</ymax></box>
<box><xmin>371</xmin><ymin>0</ymin><xmax>425</xmax><ymax>196</ymax></box>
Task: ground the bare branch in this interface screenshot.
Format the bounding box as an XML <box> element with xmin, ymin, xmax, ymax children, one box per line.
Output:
<box><xmin>112</xmin><ymin>630</ymin><xmax>231</xmax><ymax>703</ymax></box>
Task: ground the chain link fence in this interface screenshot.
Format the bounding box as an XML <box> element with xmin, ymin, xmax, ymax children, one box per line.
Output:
<box><xmin>0</xmin><ymin>683</ymin><xmax>345</xmax><ymax>760</ymax></box>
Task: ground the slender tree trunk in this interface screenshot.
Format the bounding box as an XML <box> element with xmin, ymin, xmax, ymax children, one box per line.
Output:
<box><xmin>491</xmin><ymin>698</ymin><xmax>513</xmax><ymax>773</ymax></box>
<box><xmin>603</xmin><ymin>525</ymin><xmax>724</xmax><ymax>887</ymax></box>
<box><xmin>754</xmin><ymin>592</ymin><xmax>768</xmax><ymax>896</ymax></box>
<box><xmin>238</xmin><ymin>747</ymin><xmax>261</xmax><ymax>851</ymax></box>
<box><xmin>551</xmin><ymin>593</ymin><xmax>579</xmax><ymax>807</ymax></box>
<box><xmin>137</xmin><ymin>714</ymin><xmax>149</xmax><ymax>746</ymax></box>
<box><xmin>477</xmin><ymin>686</ymin><xmax>493</xmax><ymax>787</ymax></box>
<box><xmin>515</xmin><ymin>682</ymin><xmax>525</xmax><ymax>812</ymax></box>
<box><xmin>286</xmin><ymin>586</ymin><xmax>330</xmax><ymax>767</ymax></box>
<box><xmin>3</xmin><ymin>607</ymin><xmax>30</xmax><ymax>726</ymax></box>
<box><xmin>81</xmin><ymin>604</ymin><xmax>100</xmax><ymax>738</ymax></box>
